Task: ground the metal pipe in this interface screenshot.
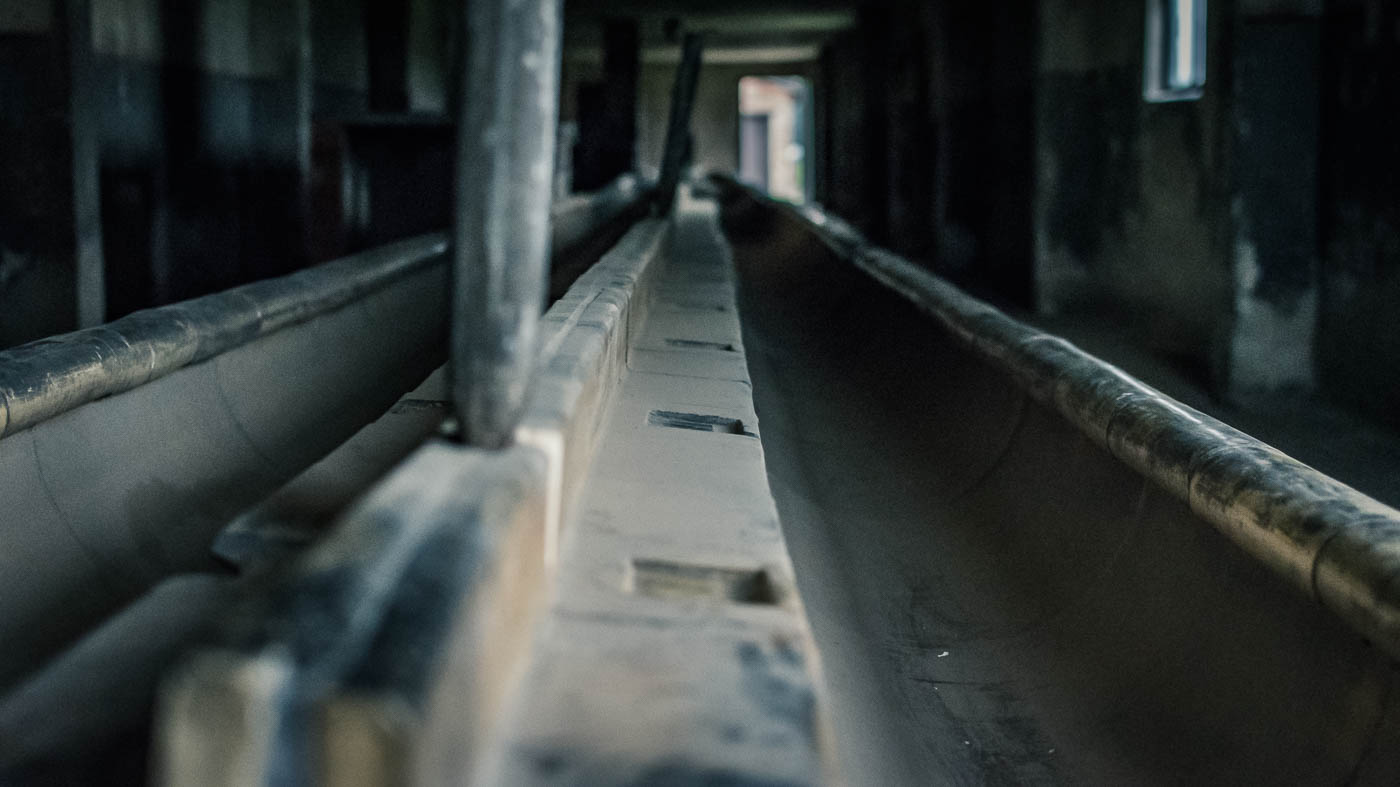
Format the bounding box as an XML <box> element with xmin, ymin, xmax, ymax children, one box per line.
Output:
<box><xmin>655</xmin><ymin>32</ymin><xmax>704</xmax><ymax>216</ymax></box>
<box><xmin>451</xmin><ymin>0</ymin><xmax>563</xmax><ymax>449</ymax></box>
<box><xmin>0</xmin><ymin>176</ymin><xmax>645</xmax><ymax>444</ymax></box>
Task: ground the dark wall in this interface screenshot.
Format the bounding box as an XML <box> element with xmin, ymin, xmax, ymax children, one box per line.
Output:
<box><xmin>0</xmin><ymin>0</ymin><xmax>471</xmax><ymax>349</ymax></box>
<box><xmin>817</xmin><ymin>22</ymin><xmax>882</xmax><ymax>239</ymax></box>
<box><xmin>818</xmin><ymin>1</ymin><xmax>1036</xmax><ymax>307</ymax></box>
<box><xmin>0</xmin><ymin>0</ymin><xmax>392</xmax><ymax>350</ymax></box>
<box><xmin>934</xmin><ymin>3</ymin><xmax>1037</xmax><ymax>305</ymax></box>
<box><xmin>0</xmin><ymin>19</ymin><xmax>79</xmax><ymax>345</ymax></box>
<box><xmin>1226</xmin><ymin>10</ymin><xmax>1321</xmax><ymax>394</ymax></box>
<box><xmin>145</xmin><ymin>0</ymin><xmax>309</xmax><ymax>303</ymax></box>
<box><xmin>572</xmin><ymin>18</ymin><xmax>638</xmax><ymax>191</ymax></box>
<box><xmin>1034</xmin><ymin>0</ymin><xmax>1234</xmax><ymax>386</ymax></box>
<box><xmin>1317</xmin><ymin>0</ymin><xmax>1400</xmax><ymax>429</ymax></box>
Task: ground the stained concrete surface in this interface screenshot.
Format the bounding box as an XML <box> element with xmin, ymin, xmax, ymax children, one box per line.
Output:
<box><xmin>724</xmin><ymin>200</ymin><xmax>1400</xmax><ymax>785</ymax></box>
<box><xmin>481</xmin><ymin>192</ymin><xmax>831</xmax><ymax>785</ymax></box>
<box><xmin>1033</xmin><ymin>0</ymin><xmax>1231</xmax><ymax>388</ymax></box>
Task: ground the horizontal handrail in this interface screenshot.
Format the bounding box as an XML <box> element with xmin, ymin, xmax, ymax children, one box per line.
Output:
<box><xmin>718</xmin><ymin>176</ymin><xmax>1400</xmax><ymax>662</ymax></box>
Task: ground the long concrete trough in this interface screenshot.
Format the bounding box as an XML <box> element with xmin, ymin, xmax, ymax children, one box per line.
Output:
<box><xmin>717</xmin><ymin>177</ymin><xmax>1400</xmax><ymax>785</ymax></box>
<box><xmin>10</xmin><ymin>168</ymin><xmax>1400</xmax><ymax>785</ymax></box>
<box><xmin>0</xmin><ymin>178</ymin><xmax>647</xmax><ymax>780</ymax></box>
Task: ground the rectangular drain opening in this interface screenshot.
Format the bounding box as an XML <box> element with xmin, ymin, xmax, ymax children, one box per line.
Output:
<box><xmin>390</xmin><ymin>399</ymin><xmax>451</xmax><ymax>415</ymax></box>
<box><xmin>658</xmin><ymin>298</ymin><xmax>730</xmax><ymax>313</ymax></box>
<box><xmin>664</xmin><ymin>338</ymin><xmax>738</xmax><ymax>352</ymax></box>
<box><xmin>630</xmin><ymin>559</ymin><xmax>779</xmax><ymax>605</ymax></box>
<box><xmin>648</xmin><ymin>410</ymin><xmax>753</xmax><ymax>436</ymax></box>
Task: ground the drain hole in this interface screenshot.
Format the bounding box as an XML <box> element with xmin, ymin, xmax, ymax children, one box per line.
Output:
<box><xmin>664</xmin><ymin>338</ymin><xmax>738</xmax><ymax>352</ymax></box>
<box><xmin>659</xmin><ymin>298</ymin><xmax>730</xmax><ymax>313</ymax></box>
<box><xmin>630</xmin><ymin>559</ymin><xmax>780</xmax><ymax>605</ymax></box>
<box><xmin>648</xmin><ymin>410</ymin><xmax>754</xmax><ymax>436</ymax></box>
<box><xmin>390</xmin><ymin>399</ymin><xmax>451</xmax><ymax>415</ymax></box>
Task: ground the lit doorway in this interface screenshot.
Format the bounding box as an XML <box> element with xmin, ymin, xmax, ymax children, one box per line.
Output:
<box><xmin>738</xmin><ymin>76</ymin><xmax>810</xmax><ymax>204</ymax></box>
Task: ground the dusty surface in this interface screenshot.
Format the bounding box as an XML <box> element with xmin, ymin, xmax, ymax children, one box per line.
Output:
<box><xmin>481</xmin><ymin>193</ymin><xmax>831</xmax><ymax>785</ymax></box>
<box><xmin>724</xmin><ymin>201</ymin><xmax>1400</xmax><ymax>785</ymax></box>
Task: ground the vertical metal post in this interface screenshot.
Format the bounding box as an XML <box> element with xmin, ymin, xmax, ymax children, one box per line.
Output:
<box><xmin>451</xmin><ymin>0</ymin><xmax>562</xmax><ymax>448</ymax></box>
<box><xmin>66</xmin><ymin>0</ymin><xmax>105</xmax><ymax>327</ymax></box>
<box><xmin>655</xmin><ymin>32</ymin><xmax>704</xmax><ymax>216</ymax></box>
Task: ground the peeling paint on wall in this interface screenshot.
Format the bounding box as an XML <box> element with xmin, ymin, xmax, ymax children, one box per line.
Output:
<box><xmin>1034</xmin><ymin>10</ymin><xmax>1229</xmax><ymax>372</ymax></box>
<box><xmin>1227</xmin><ymin>19</ymin><xmax>1321</xmax><ymax>395</ymax></box>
